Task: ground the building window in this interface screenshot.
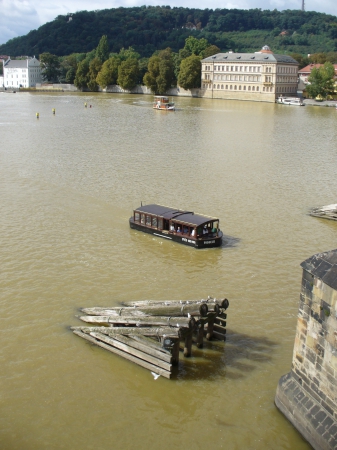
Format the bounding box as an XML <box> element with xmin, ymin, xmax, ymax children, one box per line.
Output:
<box><xmin>226</xmin><ymin>85</ymin><xmax>228</xmax><ymax>89</ymax></box>
<box><xmin>230</xmin><ymin>85</ymin><xmax>232</xmax><ymax>90</ymax></box>
<box><xmin>256</xmin><ymin>86</ymin><xmax>259</xmax><ymax>91</ymax></box>
<box><xmin>239</xmin><ymin>85</ymin><xmax>241</xmax><ymax>90</ymax></box>
<box><xmin>243</xmin><ymin>86</ymin><xmax>246</xmax><ymax>90</ymax></box>
<box><xmin>248</xmin><ymin>86</ymin><xmax>251</xmax><ymax>91</ymax></box>
<box><xmin>221</xmin><ymin>84</ymin><xmax>224</xmax><ymax>89</ymax></box>
<box><xmin>234</xmin><ymin>85</ymin><xmax>237</xmax><ymax>90</ymax></box>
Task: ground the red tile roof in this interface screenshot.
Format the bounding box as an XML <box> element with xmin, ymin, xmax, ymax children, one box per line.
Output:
<box><xmin>299</xmin><ymin>64</ymin><xmax>337</xmax><ymax>75</ymax></box>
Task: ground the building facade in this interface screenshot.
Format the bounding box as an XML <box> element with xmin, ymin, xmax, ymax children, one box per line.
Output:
<box><xmin>3</xmin><ymin>57</ymin><xmax>43</xmax><ymax>88</ymax></box>
<box><xmin>200</xmin><ymin>46</ymin><xmax>299</xmax><ymax>103</ymax></box>
<box><xmin>298</xmin><ymin>63</ymin><xmax>337</xmax><ymax>96</ymax></box>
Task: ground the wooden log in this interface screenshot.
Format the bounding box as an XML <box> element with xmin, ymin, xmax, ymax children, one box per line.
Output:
<box><xmin>129</xmin><ymin>335</ymin><xmax>171</xmax><ymax>354</ymax></box>
<box><xmin>171</xmin><ymin>340</ymin><xmax>180</xmax><ymax>366</ymax></box>
<box><xmin>78</xmin><ymin>315</ymin><xmax>195</xmax><ymax>329</ymax></box>
<box><xmin>72</xmin><ymin>330</ymin><xmax>171</xmax><ymax>379</ymax></box>
<box><xmin>206</xmin><ymin>317</ymin><xmax>215</xmax><ymax>341</ymax></box>
<box><xmin>196</xmin><ymin>312</ymin><xmax>218</xmax><ymax>326</ymax></box>
<box><xmin>207</xmin><ymin>303</ymin><xmax>220</xmax><ymax>314</ymax></box>
<box><xmin>184</xmin><ymin>333</ymin><xmax>193</xmax><ymax>357</ymax></box>
<box><xmin>214</xmin><ymin>322</ymin><xmax>226</xmax><ymax>331</ymax></box>
<box><xmin>71</xmin><ymin>326</ymin><xmax>180</xmax><ymax>338</ymax></box>
<box><xmin>81</xmin><ymin>303</ymin><xmax>208</xmax><ymax>317</ymax></box>
<box><xmin>81</xmin><ymin>307</ymin><xmax>147</xmax><ymax>317</ymax></box>
<box><xmin>112</xmin><ymin>334</ymin><xmax>172</xmax><ymax>363</ymax></box>
<box><xmin>90</xmin><ymin>332</ymin><xmax>172</xmax><ymax>372</ymax></box>
<box><xmin>216</xmin><ymin>314</ymin><xmax>227</xmax><ymax>323</ymax></box>
<box><xmin>121</xmin><ymin>297</ymin><xmax>228</xmax><ymax>308</ymax></box>
<box><xmin>196</xmin><ymin>323</ymin><xmax>204</xmax><ymax>349</ymax></box>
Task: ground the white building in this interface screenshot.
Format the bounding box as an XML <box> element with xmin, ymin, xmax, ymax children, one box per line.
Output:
<box><xmin>201</xmin><ymin>46</ymin><xmax>299</xmax><ymax>103</ymax></box>
<box><xmin>3</xmin><ymin>57</ymin><xmax>43</xmax><ymax>88</ymax></box>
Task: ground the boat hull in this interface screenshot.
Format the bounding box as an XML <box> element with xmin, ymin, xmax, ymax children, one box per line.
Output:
<box><xmin>129</xmin><ymin>219</ymin><xmax>223</xmax><ymax>249</ymax></box>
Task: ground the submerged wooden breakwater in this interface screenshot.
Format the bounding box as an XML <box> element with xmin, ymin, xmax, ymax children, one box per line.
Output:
<box><xmin>72</xmin><ymin>297</ymin><xmax>229</xmax><ymax>379</ymax></box>
<box><xmin>310</xmin><ymin>203</ymin><xmax>337</xmax><ymax>221</ymax></box>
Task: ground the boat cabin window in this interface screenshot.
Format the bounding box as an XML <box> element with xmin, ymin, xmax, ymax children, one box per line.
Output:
<box><xmin>134</xmin><ymin>212</ymin><xmax>140</xmax><ymax>222</ymax></box>
<box><xmin>158</xmin><ymin>218</ymin><xmax>163</xmax><ymax>229</ymax></box>
<box><xmin>141</xmin><ymin>214</ymin><xmax>145</xmax><ymax>224</ymax></box>
<box><xmin>152</xmin><ymin>217</ymin><xmax>157</xmax><ymax>228</ymax></box>
<box><xmin>146</xmin><ymin>215</ymin><xmax>151</xmax><ymax>226</ymax></box>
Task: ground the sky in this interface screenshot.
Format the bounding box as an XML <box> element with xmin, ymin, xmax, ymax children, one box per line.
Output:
<box><xmin>0</xmin><ymin>0</ymin><xmax>336</xmax><ymax>46</ymax></box>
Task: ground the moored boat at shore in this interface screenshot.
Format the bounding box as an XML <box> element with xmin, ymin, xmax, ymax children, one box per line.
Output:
<box><xmin>129</xmin><ymin>204</ymin><xmax>223</xmax><ymax>248</ymax></box>
<box><xmin>153</xmin><ymin>96</ymin><xmax>175</xmax><ymax>110</ymax></box>
<box><xmin>276</xmin><ymin>96</ymin><xmax>304</xmax><ymax>106</ymax></box>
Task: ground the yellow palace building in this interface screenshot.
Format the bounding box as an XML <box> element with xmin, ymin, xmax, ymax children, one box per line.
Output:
<box><xmin>201</xmin><ymin>46</ymin><xmax>299</xmax><ymax>103</ymax></box>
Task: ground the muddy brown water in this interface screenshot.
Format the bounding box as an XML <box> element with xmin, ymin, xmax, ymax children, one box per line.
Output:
<box><xmin>1</xmin><ymin>92</ymin><xmax>336</xmax><ymax>449</ymax></box>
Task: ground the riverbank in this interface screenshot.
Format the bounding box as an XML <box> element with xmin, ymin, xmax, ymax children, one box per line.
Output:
<box><xmin>303</xmin><ymin>98</ymin><xmax>337</xmax><ymax>107</ymax></box>
<box><xmin>2</xmin><ymin>85</ymin><xmax>337</xmax><ymax>107</ymax></box>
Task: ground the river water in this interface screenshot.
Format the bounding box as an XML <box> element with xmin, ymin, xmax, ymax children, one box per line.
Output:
<box><xmin>0</xmin><ymin>92</ymin><xmax>336</xmax><ymax>450</ymax></box>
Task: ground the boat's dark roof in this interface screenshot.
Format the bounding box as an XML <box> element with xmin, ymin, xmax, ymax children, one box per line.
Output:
<box><xmin>134</xmin><ymin>204</ymin><xmax>219</xmax><ymax>226</ymax></box>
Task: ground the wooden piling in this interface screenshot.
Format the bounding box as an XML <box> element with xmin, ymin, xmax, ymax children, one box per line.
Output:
<box><xmin>171</xmin><ymin>340</ymin><xmax>180</xmax><ymax>366</ymax></box>
<box><xmin>206</xmin><ymin>317</ymin><xmax>215</xmax><ymax>341</ymax></box>
<box><xmin>184</xmin><ymin>333</ymin><xmax>193</xmax><ymax>357</ymax></box>
<box><xmin>196</xmin><ymin>323</ymin><xmax>204</xmax><ymax>348</ymax></box>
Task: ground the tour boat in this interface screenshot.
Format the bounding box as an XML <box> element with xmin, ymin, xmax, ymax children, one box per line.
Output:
<box><xmin>276</xmin><ymin>97</ymin><xmax>304</xmax><ymax>106</ymax></box>
<box><xmin>153</xmin><ymin>96</ymin><xmax>175</xmax><ymax>111</ymax></box>
<box><xmin>129</xmin><ymin>204</ymin><xmax>223</xmax><ymax>248</ymax></box>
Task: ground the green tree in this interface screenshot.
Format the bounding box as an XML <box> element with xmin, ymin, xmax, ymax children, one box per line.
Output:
<box><xmin>177</xmin><ymin>54</ymin><xmax>201</xmax><ymax>90</ymax></box>
<box><xmin>74</xmin><ymin>59</ymin><xmax>90</xmax><ymax>89</ymax></box>
<box><xmin>309</xmin><ymin>53</ymin><xmax>327</xmax><ymax>64</ymax></box>
<box><xmin>117</xmin><ymin>58</ymin><xmax>139</xmax><ymax>90</ymax></box>
<box><xmin>143</xmin><ymin>48</ymin><xmax>175</xmax><ymax>94</ymax></box>
<box><xmin>39</xmin><ymin>52</ymin><xmax>60</xmax><ymax>82</ymax></box>
<box><xmin>88</xmin><ymin>57</ymin><xmax>102</xmax><ymax>91</ymax></box>
<box><xmin>65</xmin><ymin>67</ymin><xmax>76</xmax><ymax>83</ymax></box>
<box><xmin>184</xmin><ymin>36</ymin><xmax>209</xmax><ymax>55</ymax></box>
<box><xmin>200</xmin><ymin>45</ymin><xmax>220</xmax><ymax>59</ymax></box>
<box><xmin>96</xmin><ymin>56</ymin><xmax>120</xmax><ymax>88</ymax></box>
<box><xmin>306</xmin><ymin>62</ymin><xmax>336</xmax><ymax>99</ymax></box>
<box><xmin>96</xmin><ymin>35</ymin><xmax>110</xmax><ymax>62</ymax></box>
<box><xmin>117</xmin><ymin>47</ymin><xmax>140</xmax><ymax>61</ymax></box>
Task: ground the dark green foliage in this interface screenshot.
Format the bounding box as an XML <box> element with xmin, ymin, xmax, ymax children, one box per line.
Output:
<box><xmin>201</xmin><ymin>45</ymin><xmax>221</xmax><ymax>58</ymax></box>
<box><xmin>177</xmin><ymin>54</ymin><xmax>201</xmax><ymax>90</ymax></box>
<box><xmin>96</xmin><ymin>35</ymin><xmax>109</xmax><ymax>62</ymax></box>
<box><xmin>1</xmin><ymin>7</ymin><xmax>336</xmax><ymax>58</ymax></box>
<box><xmin>74</xmin><ymin>58</ymin><xmax>90</xmax><ymax>89</ymax></box>
<box><xmin>39</xmin><ymin>52</ymin><xmax>60</xmax><ymax>82</ymax></box>
<box><xmin>306</xmin><ymin>62</ymin><xmax>336</xmax><ymax>99</ymax></box>
<box><xmin>143</xmin><ymin>47</ymin><xmax>175</xmax><ymax>94</ymax></box>
<box><xmin>87</xmin><ymin>57</ymin><xmax>102</xmax><ymax>91</ymax></box>
<box><xmin>96</xmin><ymin>56</ymin><xmax>120</xmax><ymax>88</ymax></box>
<box><xmin>117</xmin><ymin>58</ymin><xmax>139</xmax><ymax>90</ymax></box>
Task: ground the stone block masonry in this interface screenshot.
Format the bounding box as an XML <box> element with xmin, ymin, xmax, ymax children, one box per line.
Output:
<box><xmin>275</xmin><ymin>249</ymin><xmax>337</xmax><ymax>450</ymax></box>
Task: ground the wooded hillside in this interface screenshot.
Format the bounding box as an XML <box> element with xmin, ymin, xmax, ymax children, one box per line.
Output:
<box><xmin>0</xmin><ymin>6</ymin><xmax>336</xmax><ymax>57</ymax></box>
